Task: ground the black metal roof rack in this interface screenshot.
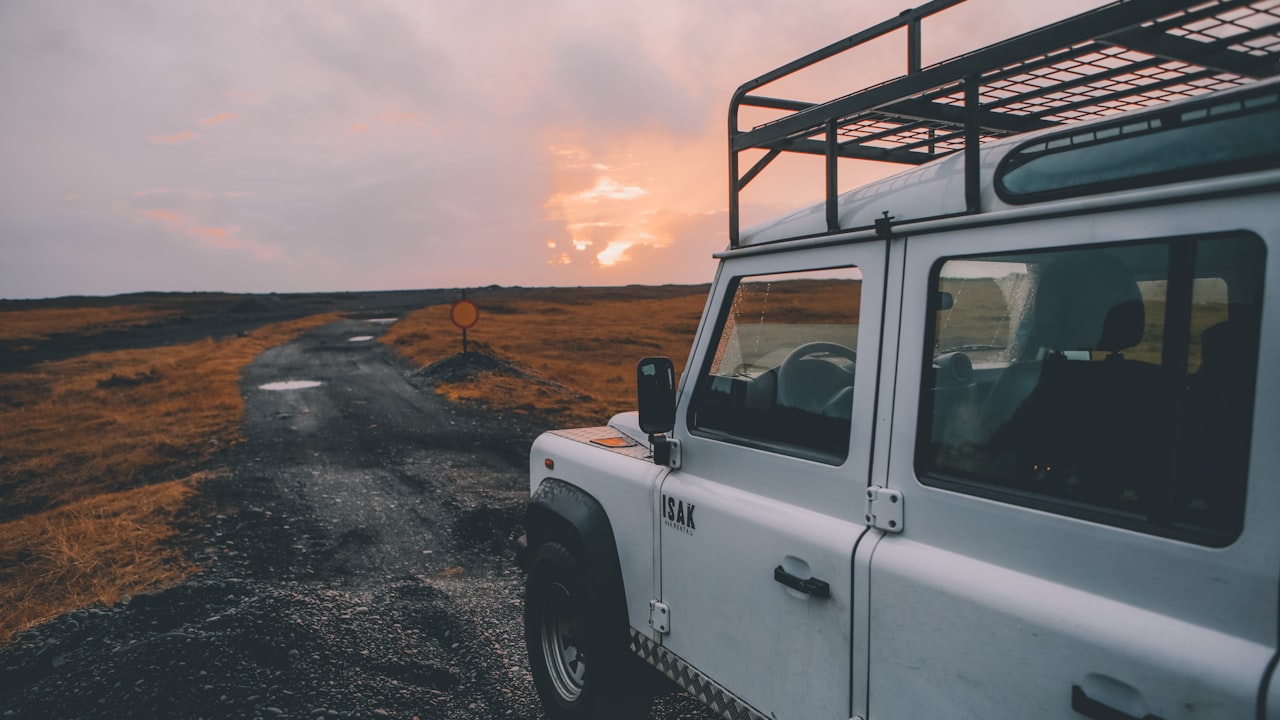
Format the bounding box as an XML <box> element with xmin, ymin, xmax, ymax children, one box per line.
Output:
<box><xmin>728</xmin><ymin>0</ymin><xmax>1280</xmax><ymax>246</ymax></box>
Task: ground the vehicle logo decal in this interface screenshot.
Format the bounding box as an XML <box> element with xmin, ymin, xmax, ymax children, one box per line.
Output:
<box><xmin>662</xmin><ymin>494</ymin><xmax>696</xmax><ymax>534</ymax></box>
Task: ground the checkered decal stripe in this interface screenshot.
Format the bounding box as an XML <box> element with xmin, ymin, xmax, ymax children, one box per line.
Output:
<box><xmin>628</xmin><ymin>629</ymin><xmax>769</xmax><ymax>720</ymax></box>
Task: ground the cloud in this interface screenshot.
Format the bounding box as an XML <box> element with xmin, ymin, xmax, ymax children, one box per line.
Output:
<box><xmin>137</xmin><ymin>208</ymin><xmax>286</xmax><ymax>262</ymax></box>
<box><xmin>595</xmin><ymin>209</ymin><xmax>724</xmax><ymax>280</ymax></box>
<box><xmin>147</xmin><ymin>130</ymin><xmax>198</xmax><ymax>144</ymax></box>
<box><xmin>548</xmin><ymin>35</ymin><xmax>705</xmax><ymax>139</ymax></box>
<box><xmin>560</xmin><ymin>177</ymin><xmax>648</xmax><ymax>204</ymax></box>
<box><xmin>198</xmin><ymin>111</ymin><xmax>239</xmax><ymax>125</ymax></box>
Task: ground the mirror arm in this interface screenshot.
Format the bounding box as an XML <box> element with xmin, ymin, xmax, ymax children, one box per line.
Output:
<box><xmin>649</xmin><ymin>433</ymin><xmax>681</xmax><ymax>469</ymax></box>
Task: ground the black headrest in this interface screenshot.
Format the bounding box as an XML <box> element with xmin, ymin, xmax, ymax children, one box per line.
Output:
<box><xmin>1032</xmin><ymin>251</ymin><xmax>1144</xmax><ymax>352</ymax></box>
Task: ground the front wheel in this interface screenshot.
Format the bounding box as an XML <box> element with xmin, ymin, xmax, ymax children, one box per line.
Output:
<box><xmin>524</xmin><ymin>541</ymin><xmax>651</xmax><ymax>720</ymax></box>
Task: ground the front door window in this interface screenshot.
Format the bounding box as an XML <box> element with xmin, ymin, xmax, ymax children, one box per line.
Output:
<box><xmin>689</xmin><ymin>268</ymin><xmax>862</xmax><ymax>463</ymax></box>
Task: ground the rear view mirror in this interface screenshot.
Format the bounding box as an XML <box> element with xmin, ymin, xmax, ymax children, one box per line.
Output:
<box><xmin>637</xmin><ymin>357</ymin><xmax>676</xmax><ymax>435</ymax></box>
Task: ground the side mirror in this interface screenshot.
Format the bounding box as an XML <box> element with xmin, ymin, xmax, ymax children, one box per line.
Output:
<box><xmin>937</xmin><ymin>291</ymin><xmax>955</xmax><ymax>311</ymax></box>
<box><xmin>637</xmin><ymin>357</ymin><xmax>676</xmax><ymax>435</ymax></box>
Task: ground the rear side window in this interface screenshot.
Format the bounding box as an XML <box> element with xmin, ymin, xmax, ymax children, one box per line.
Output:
<box><xmin>690</xmin><ymin>268</ymin><xmax>862</xmax><ymax>463</ymax></box>
<box><xmin>995</xmin><ymin>86</ymin><xmax>1280</xmax><ymax>203</ymax></box>
<box><xmin>917</xmin><ymin>235</ymin><xmax>1264</xmax><ymax>546</ymax></box>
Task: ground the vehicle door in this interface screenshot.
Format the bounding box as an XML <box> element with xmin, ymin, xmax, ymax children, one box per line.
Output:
<box><xmin>656</xmin><ymin>242</ymin><xmax>886</xmax><ymax>719</ymax></box>
<box><xmin>867</xmin><ymin>202</ymin><xmax>1279</xmax><ymax>719</ymax></box>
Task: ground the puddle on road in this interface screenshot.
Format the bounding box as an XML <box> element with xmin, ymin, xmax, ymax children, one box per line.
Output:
<box><xmin>259</xmin><ymin>380</ymin><xmax>324</xmax><ymax>391</ymax></box>
<box><xmin>348</xmin><ymin>336</ymin><xmax>375</xmax><ymax>343</ymax></box>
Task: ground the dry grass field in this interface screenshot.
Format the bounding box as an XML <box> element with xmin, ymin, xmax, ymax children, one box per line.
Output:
<box><xmin>0</xmin><ymin>304</ymin><xmax>180</xmax><ymax>347</ymax></box>
<box><xmin>383</xmin><ymin>286</ymin><xmax>711</xmax><ymax>428</ymax></box>
<box><xmin>0</xmin><ymin>309</ymin><xmax>340</xmax><ymax>641</ymax></box>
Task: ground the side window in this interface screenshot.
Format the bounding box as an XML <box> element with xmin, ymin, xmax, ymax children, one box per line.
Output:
<box><xmin>918</xmin><ymin>235</ymin><xmax>1264</xmax><ymax>546</ymax></box>
<box><xmin>690</xmin><ymin>268</ymin><xmax>862</xmax><ymax>463</ymax></box>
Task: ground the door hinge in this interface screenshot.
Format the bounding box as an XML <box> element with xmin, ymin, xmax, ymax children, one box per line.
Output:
<box><xmin>649</xmin><ymin>600</ymin><xmax>671</xmax><ymax>634</ymax></box>
<box><xmin>651</xmin><ymin>435</ymin><xmax>681</xmax><ymax>469</ymax></box>
<box><xmin>865</xmin><ymin>486</ymin><xmax>903</xmax><ymax>533</ymax></box>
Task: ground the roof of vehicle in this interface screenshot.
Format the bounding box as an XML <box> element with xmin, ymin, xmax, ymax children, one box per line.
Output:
<box><xmin>730</xmin><ymin>0</ymin><xmax>1280</xmax><ymax>248</ymax></box>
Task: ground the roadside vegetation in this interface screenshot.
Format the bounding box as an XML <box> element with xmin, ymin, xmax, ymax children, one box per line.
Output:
<box><xmin>0</xmin><ymin>304</ymin><xmax>181</xmax><ymax>347</ymax></box>
<box><xmin>382</xmin><ymin>286</ymin><xmax>711</xmax><ymax>428</ymax></box>
<box><xmin>0</xmin><ymin>310</ymin><xmax>340</xmax><ymax>642</ymax></box>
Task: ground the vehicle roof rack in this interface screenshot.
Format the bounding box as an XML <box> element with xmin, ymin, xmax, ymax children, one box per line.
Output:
<box><xmin>728</xmin><ymin>0</ymin><xmax>1280</xmax><ymax>247</ymax></box>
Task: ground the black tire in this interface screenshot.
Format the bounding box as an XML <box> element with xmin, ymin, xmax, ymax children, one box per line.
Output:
<box><xmin>524</xmin><ymin>541</ymin><xmax>652</xmax><ymax>720</ymax></box>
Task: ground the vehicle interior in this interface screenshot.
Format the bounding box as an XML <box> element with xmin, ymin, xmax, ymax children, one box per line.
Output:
<box><xmin>690</xmin><ymin>273</ymin><xmax>861</xmax><ymax>463</ymax></box>
<box><xmin>920</xmin><ymin>235</ymin><xmax>1264</xmax><ymax>545</ymax></box>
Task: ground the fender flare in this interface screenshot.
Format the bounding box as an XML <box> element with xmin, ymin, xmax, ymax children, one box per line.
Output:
<box><xmin>525</xmin><ymin>478</ymin><xmax>630</xmax><ymax>648</ymax></box>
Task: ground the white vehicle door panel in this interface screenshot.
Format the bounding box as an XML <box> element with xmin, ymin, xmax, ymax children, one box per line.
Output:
<box><xmin>658</xmin><ymin>242</ymin><xmax>886</xmax><ymax>719</ymax></box>
<box><xmin>868</xmin><ymin>201</ymin><xmax>1280</xmax><ymax>719</ymax></box>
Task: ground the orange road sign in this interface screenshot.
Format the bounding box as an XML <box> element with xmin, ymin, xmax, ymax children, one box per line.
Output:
<box><xmin>450</xmin><ymin>299</ymin><xmax>479</xmax><ymax>329</ymax></box>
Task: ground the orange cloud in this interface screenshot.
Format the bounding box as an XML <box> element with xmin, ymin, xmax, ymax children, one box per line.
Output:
<box><xmin>148</xmin><ymin>130</ymin><xmax>198</xmax><ymax>145</ymax></box>
<box><xmin>545</xmin><ymin>143</ymin><xmax>665</xmax><ymax>269</ymax></box>
<box><xmin>349</xmin><ymin>123</ymin><xmax>370</xmax><ymax>133</ymax></box>
<box><xmin>571</xmin><ymin>177</ymin><xmax>648</xmax><ymax>203</ymax></box>
<box><xmin>140</xmin><ymin>209</ymin><xmax>185</xmax><ymax>224</ymax></box>
<box><xmin>198</xmin><ymin>111</ymin><xmax>239</xmax><ymax>125</ymax></box>
<box><xmin>137</xmin><ymin>209</ymin><xmax>285</xmax><ymax>261</ymax></box>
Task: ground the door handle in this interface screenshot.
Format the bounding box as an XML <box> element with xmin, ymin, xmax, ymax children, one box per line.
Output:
<box><xmin>1071</xmin><ymin>685</ymin><xmax>1166</xmax><ymax>720</ymax></box>
<box><xmin>773</xmin><ymin>565</ymin><xmax>831</xmax><ymax>598</ymax></box>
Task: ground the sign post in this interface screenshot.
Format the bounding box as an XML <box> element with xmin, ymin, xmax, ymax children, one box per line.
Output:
<box><xmin>449</xmin><ymin>295</ymin><xmax>480</xmax><ymax>353</ymax></box>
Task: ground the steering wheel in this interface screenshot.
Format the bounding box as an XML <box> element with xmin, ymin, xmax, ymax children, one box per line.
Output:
<box><xmin>776</xmin><ymin>341</ymin><xmax>857</xmax><ymax>415</ymax></box>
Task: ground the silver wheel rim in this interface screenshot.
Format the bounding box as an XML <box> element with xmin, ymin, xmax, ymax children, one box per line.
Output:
<box><xmin>541</xmin><ymin>580</ymin><xmax>586</xmax><ymax>701</ymax></box>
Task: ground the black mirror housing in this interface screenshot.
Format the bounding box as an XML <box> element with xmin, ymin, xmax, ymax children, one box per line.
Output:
<box><xmin>637</xmin><ymin>357</ymin><xmax>676</xmax><ymax>435</ymax></box>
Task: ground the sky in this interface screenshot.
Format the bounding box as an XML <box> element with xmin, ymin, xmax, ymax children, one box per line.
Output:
<box><xmin>0</xmin><ymin>0</ymin><xmax>1109</xmax><ymax>299</ymax></box>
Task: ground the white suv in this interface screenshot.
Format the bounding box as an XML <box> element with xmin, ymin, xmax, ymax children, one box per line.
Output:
<box><xmin>522</xmin><ymin>1</ymin><xmax>1280</xmax><ymax>718</ymax></box>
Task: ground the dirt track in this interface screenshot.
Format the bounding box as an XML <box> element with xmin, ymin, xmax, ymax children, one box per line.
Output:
<box><xmin>0</xmin><ymin>311</ymin><xmax>714</xmax><ymax>719</ymax></box>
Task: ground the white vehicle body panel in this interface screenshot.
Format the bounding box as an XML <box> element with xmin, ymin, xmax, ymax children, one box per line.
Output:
<box><xmin>866</xmin><ymin>192</ymin><xmax>1280</xmax><ymax>719</ymax></box>
<box><xmin>529</xmin><ymin>430</ymin><xmax>665</xmax><ymax>638</ymax></box>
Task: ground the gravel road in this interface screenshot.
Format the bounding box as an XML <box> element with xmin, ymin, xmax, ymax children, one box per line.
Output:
<box><xmin>0</xmin><ymin>313</ymin><xmax>715</xmax><ymax>720</ymax></box>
